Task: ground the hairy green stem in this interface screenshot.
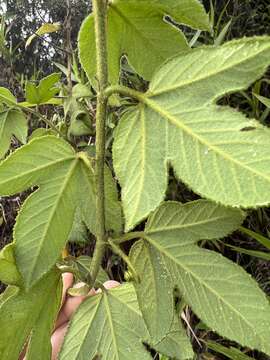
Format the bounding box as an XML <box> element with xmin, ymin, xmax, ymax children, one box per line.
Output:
<box><xmin>112</xmin><ymin>231</ymin><xmax>145</xmax><ymax>245</ymax></box>
<box><xmin>104</xmin><ymin>84</ymin><xmax>146</xmax><ymax>102</ymax></box>
<box><xmin>90</xmin><ymin>0</ymin><xmax>109</xmax><ymax>286</ymax></box>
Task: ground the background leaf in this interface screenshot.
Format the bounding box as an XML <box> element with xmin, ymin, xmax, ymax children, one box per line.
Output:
<box><xmin>0</xmin><ymin>108</ymin><xmax>28</xmax><ymax>158</ymax></box>
<box><xmin>25</xmin><ymin>22</ymin><xmax>61</xmax><ymax>48</ymax></box>
<box><xmin>25</xmin><ymin>73</ymin><xmax>61</xmax><ymax>105</ymax></box>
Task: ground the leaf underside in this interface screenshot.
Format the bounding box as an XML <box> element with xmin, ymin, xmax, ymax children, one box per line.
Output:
<box><xmin>60</xmin><ymin>284</ymin><xmax>152</xmax><ymax>360</ymax></box>
<box><xmin>0</xmin><ymin>270</ymin><xmax>61</xmax><ymax>360</ymax></box>
<box><xmin>0</xmin><ymin>135</ymin><xmax>121</xmax><ymax>289</ymax></box>
<box><xmin>0</xmin><ymin>109</ymin><xmax>28</xmax><ymax>159</ymax></box>
<box><xmin>79</xmin><ymin>0</ymin><xmax>209</xmax><ymax>85</ymax></box>
<box><xmin>129</xmin><ymin>201</ymin><xmax>270</xmax><ymax>356</ymax></box>
<box><xmin>113</xmin><ymin>36</ymin><xmax>270</xmax><ymax>230</ymax></box>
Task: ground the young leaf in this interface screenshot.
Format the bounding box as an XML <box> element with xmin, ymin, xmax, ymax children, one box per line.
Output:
<box><xmin>59</xmin><ymin>284</ymin><xmax>152</xmax><ymax>360</ymax></box>
<box><xmin>25</xmin><ymin>73</ymin><xmax>61</xmax><ymax>105</ymax></box>
<box><xmin>79</xmin><ymin>1</ymin><xmax>189</xmax><ymax>85</ymax></box>
<box><xmin>206</xmin><ymin>341</ymin><xmax>254</xmax><ymax>360</ymax></box>
<box><xmin>253</xmin><ymin>93</ymin><xmax>270</xmax><ymax>108</ymax></box>
<box><xmin>0</xmin><ymin>108</ymin><xmax>28</xmax><ymax>158</ymax></box>
<box><xmin>25</xmin><ymin>22</ymin><xmax>61</xmax><ymax>48</ymax></box>
<box><xmin>79</xmin><ymin>160</ymin><xmax>123</xmax><ymax>235</ymax></box>
<box><xmin>0</xmin><ymin>269</ymin><xmax>61</xmax><ymax>360</ymax></box>
<box><xmin>0</xmin><ymin>87</ymin><xmax>17</xmax><ymax>105</ymax></box>
<box><xmin>113</xmin><ymin>37</ymin><xmax>270</xmax><ymax>230</ymax></box>
<box><xmin>142</xmin><ymin>201</ymin><xmax>270</xmax><ymax>355</ymax></box>
<box><xmin>130</xmin><ymin>200</ymin><xmax>244</xmax><ymax>343</ymax></box>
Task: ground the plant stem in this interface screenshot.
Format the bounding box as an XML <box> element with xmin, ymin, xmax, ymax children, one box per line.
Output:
<box><xmin>112</xmin><ymin>231</ymin><xmax>145</xmax><ymax>245</ymax></box>
<box><xmin>90</xmin><ymin>0</ymin><xmax>109</xmax><ymax>286</ymax></box>
<box><xmin>104</xmin><ymin>84</ymin><xmax>146</xmax><ymax>102</ymax></box>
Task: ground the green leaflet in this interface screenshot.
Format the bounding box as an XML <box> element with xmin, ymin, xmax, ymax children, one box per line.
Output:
<box><xmin>130</xmin><ymin>240</ymin><xmax>174</xmax><ymax>342</ymax></box>
<box><xmin>0</xmin><ymin>269</ymin><xmax>61</xmax><ymax>360</ymax></box>
<box><xmin>153</xmin><ymin>312</ymin><xmax>193</xmax><ymax>360</ymax></box>
<box><xmin>206</xmin><ymin>341</ymin><xmax>254</xmax><ymax>360</ymax></box>
<box><xmin>59</xmin><ymin>284</ymin><xmax>152</xmax><ymax>360</ymax></box>
<box><xmin>133</xmin><ymin>0</ymin><xmax>210</xmax><ymax>30</ymax></box>
<box><xmin>0</xmin><ymin>108</ymin><xmax>28</xmax><ymax>158</ymax></box>
<box><xmin>130</xmin><ymin>241</ymin><xmax>193</xmax><ymax>360</ymax></box>
<box><xmin>79</xmin><ymin>1</ymin><xmax>191</xmax><ymax>85</ymax></box>
<box><xmin>25</xmin><ymin>73</ymin><xmax>61</xmax><ymax>105</ymax></box>
<box><xmin>25</xmin><ymin>278</ymin><xmax>62</xmax><ymax>360</ymax></box>
<box><xmin>139</xmin><ymin>201</ymin><xmax>270</xmax><ymax>355</ymax></box>
<box><xmin>130</xmin><ymin>200</ymin><xmax>244</xmax><ymax>346</ymax></box>
<box><xmin>145</xmin><ymin>200</ymin><xmax>246</xmax><ymax>245</ymax></box>
<box><xmin>0</xmin><ymin>136</ymin><xmax>121</xmax><ymax>289</ymax></box>
<box><xmin>113</xmin><ymin>36</ymin><xmax>270</xmax><ymax>230</ymax></box>
<box><xmin>78</xmin><ymin>160</ymin><xmax>123</xmax><ymax>235</ymax></box>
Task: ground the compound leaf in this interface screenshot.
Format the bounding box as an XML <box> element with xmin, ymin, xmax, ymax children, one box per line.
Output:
<box><xmin>142</xmin><ymin>201</ymin><xmax>270</xmax><ymax>355</ymax></box>
<box><xmin>0</xmin><ymin>269</ymin><xmax>61</xmax><ymax>360</ymax></box>
<box><xmin>113</xmin><ymin>36</ymin><xmax>270</xmax><ymax>230</ymax></box>
<box><xmin>59</xmin><ymin>284</ymin><xmax>152</xmax><ymax>360</ymax></box>
<box><xmin>79</xmin><ymin>1</ymin><xmax>191</xmax><ymax>85</ymax></box>
<box><xmin>25</xmin><ymin>73</ymin><xmax>61</xmax><ymax>105</ymax></box>
<box><xmin>130</xmin><ymin>200</ymin><xmax>244</xmax><ymax>344</ymax></box>
<box><xmin>0</xmin><ymin>135</ymin><xmax>121</xmax><ymax>289</ymax></box>
<box><xmin>0</xmin><ymin>108</ymin><xmax>28</xmax><ymax>158</ymax></box>
<box><xmin>0</xmin><ymin>138</ymin><xmax>80</xmax><ymax>288</ymax></box>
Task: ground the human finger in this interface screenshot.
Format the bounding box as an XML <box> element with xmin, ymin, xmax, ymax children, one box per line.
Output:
<box><xmin>56</xmin><ymin>282</ymin><xmax>96</xmax><ymax>328</ymax></box>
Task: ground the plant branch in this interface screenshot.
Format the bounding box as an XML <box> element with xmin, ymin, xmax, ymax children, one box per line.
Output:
<box><xmin>90</xmin><ymin>0</ymin><xmax>109</xmax><ymax>287</ymax></box>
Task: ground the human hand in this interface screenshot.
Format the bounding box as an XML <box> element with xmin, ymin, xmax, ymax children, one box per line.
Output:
<box><xmin>21</xmin><ymin>273</ymin><xmax>119</xmax><ymax>360</ymax></box>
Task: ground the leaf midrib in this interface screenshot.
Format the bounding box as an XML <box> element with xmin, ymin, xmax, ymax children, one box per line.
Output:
<box><xmin>26</xmin><ymin>158</ymin><xmax>79</xmax><ymax>287</ymax></box>
<box><xmin>146</xmin><ymin>239</ymin><xmax>264</xmax><ymax>342</ymax></box>
<box><xmin>143</xmin><ymin>98</ymin><xmax>270</xmax><ymax>183</ymax></box>
<box><xmin>110</xmin><ymin>3</ymin><xmax>173</xmax><ymax>64</ymax></box>
<box><xmin>149</xmin><ymin>40</ymin><xmax>270</xmax><ymax>97</ymax></box>
<box><xmin>146</xmin><ymin>215</ymin><xmax>235</xmax><ymax>234</ymax></box>
<box><xmin>0</xmin><ymin>156</ymin><xmax>75</xmax><ymax>192</ymax></box>
<box><xmin>104</xmin><ymin>293</ymin><xmax>120</xmax><ymax>360</ymax></box>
